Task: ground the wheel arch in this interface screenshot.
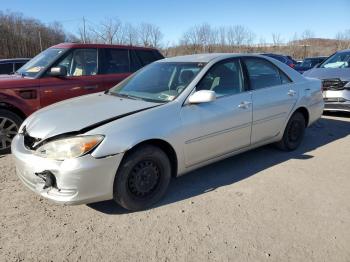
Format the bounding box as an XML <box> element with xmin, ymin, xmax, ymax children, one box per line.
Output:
<box><xmin>124</xmin><ymin>139</ymin><xmax>178</xmax><ymax>178</ymax></box>
<box><xmin>0</xmin><ymin>102</ymin><xmax>26</xmax><ymax>120</ymax></box>
<box><xmin>292</xmin><ymin>106</ymin><xmax>310</xmax><ymax>127</ymax></box>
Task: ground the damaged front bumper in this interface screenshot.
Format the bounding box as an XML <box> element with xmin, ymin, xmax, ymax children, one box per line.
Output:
<box><xmin>11</xmin><ymin>134</ymin><xmax>124</xmax><ymax>205</ymax></box>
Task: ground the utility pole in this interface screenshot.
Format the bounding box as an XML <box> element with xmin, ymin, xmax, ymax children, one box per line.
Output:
<box><xmin>38</xmin><ymin>31</ymin><xmax>43</xmax><ymax>51</ymax></box>
<box><xmin>82</xmin><ymin>16</ymin><xmax>86</xmax><ymax>43</ymax></box>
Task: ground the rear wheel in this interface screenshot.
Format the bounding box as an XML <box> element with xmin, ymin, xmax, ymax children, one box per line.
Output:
<box><xmin>0</xmin><ymin>109</ymin><xmax>23</xmax><ymax>155</ymax></box>
<box><xmin>276</xmin><ymin>112</ymin><xmax>306</xmax><ymax>151</ymax></box>
<box><xmin>113</xmin><ymin>145</ymin><xmax>171</xmax><ymax>211</ymax></box>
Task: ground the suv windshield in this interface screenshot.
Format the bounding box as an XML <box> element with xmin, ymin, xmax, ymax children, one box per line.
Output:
<box><xmin>17</xmin><ymin>48</ymin><xmax>66</xmax><ymax>77</ymax></box>
<box><xmin>109</xmin><ymin>62</ymin><xmax>205</xmax><ymax>103</ymax></box>
<box><xmin>320</xmin><ymin>52</ymin><xmax>350</xmax><ymax>69</ymax></box>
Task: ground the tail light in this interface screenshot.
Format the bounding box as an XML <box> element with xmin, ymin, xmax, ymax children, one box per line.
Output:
<box><xmin>289</xmin><ymin>63</ymin><xmax>295</xmax><ymax>68</ymax></box>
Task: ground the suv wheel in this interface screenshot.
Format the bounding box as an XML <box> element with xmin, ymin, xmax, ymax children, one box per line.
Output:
<box><xmin>0</xmin><ymin>110</ymin><xmax>23</xmax><ymax>155</ymax></box>
<box><xmin>113</xmin><ymin>145</ymin><xmax>171</xmax><ymax>211</ymax></box>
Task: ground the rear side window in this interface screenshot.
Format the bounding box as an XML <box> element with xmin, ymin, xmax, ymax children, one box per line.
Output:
<box><xmin>0</xmin><ymin>63</ymin><xmax>14</xmax><ymax>74</ymax></box>
<box><xmin>244</xmin><ymin>58</ymin><xmax>291</xmax><ymax>89</ymax></box>
<box><xmin>136</xmin><ymin>50</ymin><xmax>161</xmax><ymax>66</ymax></box>
<box><xmin>100</xmin><ymin>49</ymin><xmax>130</xmax><ymax>74</ymax></box>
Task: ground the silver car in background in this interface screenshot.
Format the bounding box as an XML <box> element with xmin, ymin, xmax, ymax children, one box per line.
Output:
<box><xmin>303</xmin><ymin>49</ymin><xmax>350</xmax><ymax>112</ymax></box>
<box><xmin>12</xmin><ymin>53</ymin><xmax>324</xmax><ymax>211</ymax></box>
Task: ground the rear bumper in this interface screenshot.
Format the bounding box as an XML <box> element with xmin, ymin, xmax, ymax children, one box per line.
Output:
<box><xmin>11</xmin><ymin>134</ymin><xmax>123</xmax><ymax>205</ymax></box>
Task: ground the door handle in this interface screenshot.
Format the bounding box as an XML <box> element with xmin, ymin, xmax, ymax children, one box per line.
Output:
<box><xmin>83</xmin><ymin>85</ymin><xmax>98</xmax><ymax>90</ymax></box>
<box><xmin>287</xmin><ymin>89</ymin><xmax>297</xmax><ymax>96</ymax></box>
<box><xmin>238</xmin><ymin>101</ymin><xmax>252</xmax><ymax>109</ymax></box>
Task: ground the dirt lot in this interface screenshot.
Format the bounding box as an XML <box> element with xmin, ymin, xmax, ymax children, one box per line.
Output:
<box><xmin>1</xmin><ymin>114</ymin><xmax>350</xmax><ymax>262</ymax></box>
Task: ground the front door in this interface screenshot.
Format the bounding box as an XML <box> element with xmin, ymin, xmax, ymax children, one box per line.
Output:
<box><xmin>39</xmin><ymin>48</ymin><xmax>101</xmax><ymax>107</ymax></box>
<box><xmin>180</xmin><ymin>58</ymin><xmax>252</xmax><ymax>167</ymax></box>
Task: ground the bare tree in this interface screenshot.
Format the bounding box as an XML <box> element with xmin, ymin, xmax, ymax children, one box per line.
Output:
<box><xmin>227</xmin><ymin>25</ymin><xmax>254</xmax><ymax>46</ymax></box>
<box><xmin>89</xmin><ymin>18</ymin><xmax>123</xmax><ymax>44</ymax></box>
<box><xmin>123</xmin><ymin>23</ymin><xmax>139</xmax><ymax>45</ymax></box>
<box><xmin>272</xmin><ymin>33</ymin><xmax>283</xmax><ymax>46</ymax></box>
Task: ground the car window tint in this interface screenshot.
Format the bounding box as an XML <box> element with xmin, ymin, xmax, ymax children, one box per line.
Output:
<box><xmin>14</xmin><ymin>62</ymin><xmax>26</xmax><ymax>71</ymax></box>
<box><xmin>244</xmin><ymin>58</ymin><xmax>283</xmax><ymax>89</ymax></box>
<box><xmin>57</xmin><ymin>49</ymin><xmax>98</xmax><ymax>76</ymax></box>
<box><xmin>130</xmin><ymin>50</ymin><xmax>143</xmax><ymax>71</ymax></box>
<box><xmin>280</xmin><ymin>71</ymin><xmax>292</xmax><ymax>84</ymax></box>
<box><xmin>101</xmin><ymin>49</ymin><xmax>130</xmax><ymax>74</ymax></box>
<box><xmin>197</xmin><ymin>59</ymin><xmax>244</xmax><ymax>97</ymax></box>
<box><xmin>136</xmin><ymin>50</ymin><xmax>158</xmax><ymax>66</ymax></box>
<box><xmin>0</xmin><ymin>63</ymin><xmax>14</xmax><ymax>74</ymax></box>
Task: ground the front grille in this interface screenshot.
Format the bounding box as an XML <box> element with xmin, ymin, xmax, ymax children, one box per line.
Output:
<box><xmin>322</xmin><ymin>78</ymin><xmax>348</xmax><ymax>90</ymax></box>
<box><xmin>23</xmin><ymin>130</ymin><xmax>41</xmax><ymax>150</ymax></box>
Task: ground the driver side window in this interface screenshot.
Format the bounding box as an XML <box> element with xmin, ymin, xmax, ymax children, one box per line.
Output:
<box><xmin>196</xmin><ymin>59</ymin><xmax>244</xmax><ymax>97</ymax></box>
<box><xmin>56</xmin><ymin>49</ymin><xmax>98</xmax><ymax>76</ymax></box>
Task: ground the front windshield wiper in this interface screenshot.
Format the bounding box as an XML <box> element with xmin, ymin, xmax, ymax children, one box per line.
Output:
<box><xmin>107</xmin><ymin>92</ymin><xmax>141</xmax><ymax>101</ymax></box>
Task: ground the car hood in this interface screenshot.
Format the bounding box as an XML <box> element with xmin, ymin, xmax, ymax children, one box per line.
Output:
<box><xmin>23</xmin><ymin>92</ymin><xmax>158</xmax><ymax>140</ymax></box>
<box><xmin>0</xmin><ymin>74</ymin><xmax>37</xmax><ymax>89</ymax></box>
<box><xmin>303</xmin><ymin>68</ymin><xmax>350</xmax><ymax>81</ymax></box>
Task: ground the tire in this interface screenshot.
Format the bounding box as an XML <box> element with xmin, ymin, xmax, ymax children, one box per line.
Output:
<box><xmin>113</xmin><ymin>145</ymin><xmax>171</xmax><ymax>211</ymax></box>
<box><xmin>0</xmin><ymin>109</ymin><xmax>23</xmax><ymax>155</ymax></box>
<box><xmin>276</xmin><ymin>112</ymin><xmax>306</xmax><ymax>151</ymax></box>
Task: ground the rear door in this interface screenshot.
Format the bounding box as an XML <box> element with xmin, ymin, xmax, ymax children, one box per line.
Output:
<box><xmin>243</xmin><ymin>57</ymin><xmax>297</xmax><ymax>144</ymax></box>
<box><xmin>98</xmin><ymin>48</ymin><xmax>132</xmax><ymax>90</ymax></box>
<box><xmin>39</xmin><ymin>48</ymin><xmax>101</xmax><ymax>107</ymax></box>
<box><xmin>181</xmin><ymin>58</ymin><xmax>252</xmax><ymax>167</ymax></box>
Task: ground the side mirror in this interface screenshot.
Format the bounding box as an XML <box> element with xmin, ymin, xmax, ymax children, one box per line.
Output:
<box><xmin>188</xmin><ymin>90</ymin><xmax>216</xmax><ymax>104</ymax></box>
<box><xmin>313</xmin><ymin>63</ymin><xmax>320</xmax><ymax>68</ymax></box>
<box><xmin>48</xmin><ymin>66</ymin><xmax>67</xmax><ymax>77</ymax></box>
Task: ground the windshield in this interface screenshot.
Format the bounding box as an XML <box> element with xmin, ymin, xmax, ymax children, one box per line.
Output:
<box><xmin>17</xmin><ymin>48</ymin><xmax>66</xmax><ymax>77</ymax></box>
<box><xmin>320</xmin><ymin>52</ymin><xmax>350</xmax><ymax>69</ymax></box>
<box><xmin>109</xmin><ymin>62</ymin><xmax>205</xmax><ymax>103</ymax></box>
<box><xmin>300</xmin><ymin>59</ymin><xmax>317</xmax><ymax>67</ymax></box>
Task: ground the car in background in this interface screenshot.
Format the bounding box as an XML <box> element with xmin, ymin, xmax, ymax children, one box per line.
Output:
<box><xmin>262</xmin><ymin>53</ymin><xmax>296</xmax><ymax>68</ymax></box>
<box><xmin>0</xmin><ymin>43</ymin><xmax>164</xmax><ymax>154</ymax></box>
<box><xmin>295</xmin><ymin>56</ymin><xmax>327</xmax><ymax>74</ymax></box>
<box><xmin>0</xmin><ymin>58</ymin><xmax>30</xmax><ymax>75</ymax></box>
<box><xmin>303</xmin><ymin>49</ymin><xmax>350</xmax><ymax>112</ymax></box>
<box><xmin>12</xmin><ymin>53</ymin><xmax>323</xmax><ymax>211</ymax></box>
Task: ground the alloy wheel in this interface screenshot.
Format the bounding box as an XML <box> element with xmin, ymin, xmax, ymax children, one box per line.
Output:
<box><xmin>0</xmin><ymin>117</ymin><xmax>19</xmax><ymax>151</ymax></box>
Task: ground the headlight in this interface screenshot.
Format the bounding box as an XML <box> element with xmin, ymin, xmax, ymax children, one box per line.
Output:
<box><xmin>35</xmin><ymin>135</ymin><xmax>104</xmax><ymax>160</ymax></box>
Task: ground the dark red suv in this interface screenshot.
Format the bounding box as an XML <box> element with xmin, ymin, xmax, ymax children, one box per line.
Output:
<box><xmin>0</xmin><ymin>43</ymin><xmax>164</xmax><ymax>153</ymax></box>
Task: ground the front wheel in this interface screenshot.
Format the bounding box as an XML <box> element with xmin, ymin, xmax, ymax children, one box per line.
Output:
<box><xmin>276</xmin><ymin>112</ymin><xmax>306</xmax><ymax>151</ymax></box>
<box><xmin>113</xmin><ymin>145</ymin><xmax>171</xmax><ymax>211</ymax></box>
<box><xmin>0</xmin><ymin>109</ymin><xmax>23</xmax><ymax>155</ymax></box>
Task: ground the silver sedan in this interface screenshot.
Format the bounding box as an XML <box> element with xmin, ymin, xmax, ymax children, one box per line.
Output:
<box><xmin>12</xmin><ymin>53</ymin><xmax>324</xmax><ymax>211</ymax></box>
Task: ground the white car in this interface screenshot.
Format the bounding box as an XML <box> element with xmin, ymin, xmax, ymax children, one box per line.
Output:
<box><xmin>12</xmin><ymin>53</ymin><xmax>324</xmax><ymax>211</ymax></box>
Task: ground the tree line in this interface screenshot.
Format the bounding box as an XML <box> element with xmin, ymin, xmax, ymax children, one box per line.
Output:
<box><xmin>0</xmin><ymin>11</ymin><xmax>76</xmax><ymax>59</ymax></box>
<box><xmin>1</xmin><ymin>10</ymin><xmax>350</xmax><ymax>59</ymax></box>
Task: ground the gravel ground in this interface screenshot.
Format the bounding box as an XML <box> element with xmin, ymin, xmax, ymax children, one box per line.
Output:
<box><xmin>1</xmin><ymin>114</ymin><xmax>350</xmax><ymax>262</ymax></box>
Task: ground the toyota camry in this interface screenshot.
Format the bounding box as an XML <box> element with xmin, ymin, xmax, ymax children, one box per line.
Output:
<box><xmin>12</xmin><ymin>53</ymin><xmax>324</xmax><ymax>211</ymax></box>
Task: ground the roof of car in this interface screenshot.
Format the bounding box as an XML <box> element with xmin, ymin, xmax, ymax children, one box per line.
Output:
<box><xmin>51</xmin><ymin>42</ymin><xmax>159</xmax><ymax>51</ymax></box>
<box><xmin>338</xmin><ymin>49</ymin><xmax>350</xmax><ymax>53</ymax></box>
<box><xmin>160</xmin><ymin>53</ymin><xmax>245</xmax><ymax>63</ymax></box>
<box><xmin>160</xmin><ymin>53</ymin><xmax>281</xmax><ymax>63</ymax></box>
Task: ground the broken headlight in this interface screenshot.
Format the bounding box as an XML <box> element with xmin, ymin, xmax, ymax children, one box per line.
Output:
<box><xmin>34</xmin><ymin>135</ymin><xmax>104</xmax><ymax>160</ymax></box>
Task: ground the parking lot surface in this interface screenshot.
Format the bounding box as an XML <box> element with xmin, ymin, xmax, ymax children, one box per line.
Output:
<box><xmin>1</xmin><ymin>114</ymin><xmax>350</xmax><ymax>262</ymax></box>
